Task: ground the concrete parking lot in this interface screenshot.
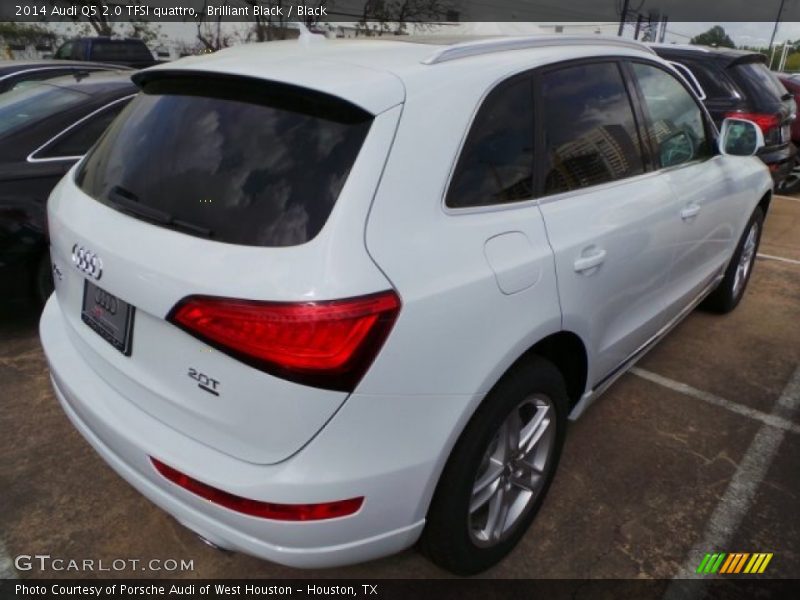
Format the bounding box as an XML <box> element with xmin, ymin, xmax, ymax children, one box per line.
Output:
<box><xmin>1</xmin><ymin>196</ymin><xmax>798</xmax><ymax>580</ymax></box>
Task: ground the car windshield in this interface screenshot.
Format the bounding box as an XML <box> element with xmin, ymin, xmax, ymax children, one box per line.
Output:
<box><xmin>0</xmin><ymin>82</ymin><xmax>86</xmax><ymax>138</ymax></box>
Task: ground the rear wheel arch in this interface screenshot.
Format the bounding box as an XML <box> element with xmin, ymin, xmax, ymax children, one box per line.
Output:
<box><xmin>516</xmin><ymin>331</ymin><xmax>588</xmax><ymax>410</ymax></box>
<box><xmin>417</xmin><ymin>330</ymin><xmax>588</xmax><ymax>525</ymax></box>
<box><xmin>758</xmin><ymin>190</ymin><xmax>771</xmax><ymax>217</ymax></box>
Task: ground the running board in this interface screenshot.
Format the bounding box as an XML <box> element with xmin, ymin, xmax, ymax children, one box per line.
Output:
<box><xmin>568</xmin><ymin>274</ymin><xmax>723</xmax><ymax>421</ymax></box>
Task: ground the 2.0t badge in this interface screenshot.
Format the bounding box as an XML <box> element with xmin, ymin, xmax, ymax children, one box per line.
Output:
<box><xmin>72</xmin><ymin>244</ymin><xmax>103</xmax><ymax>280</ymax></box>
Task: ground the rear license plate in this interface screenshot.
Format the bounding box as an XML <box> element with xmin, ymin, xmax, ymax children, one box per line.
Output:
<box><xmin>81</xmin><ymin>280</ymin><xmax>135</xmax><ymax>356</ymax></box>
<box><xmin>782</xmin><ymin>124</ymin><xmax>791</xmax><ymax>143</ymax></box>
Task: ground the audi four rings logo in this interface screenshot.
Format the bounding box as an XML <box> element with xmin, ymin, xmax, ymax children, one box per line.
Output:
<box><xmin>72</xmin><ymin>244</ymin><xmax>103</xmax><ymax>280</ymax></box>
<box><xmin>94</xmin><ymin>288</ymin><xmax>118</xmax><ymax>315</ymax></box>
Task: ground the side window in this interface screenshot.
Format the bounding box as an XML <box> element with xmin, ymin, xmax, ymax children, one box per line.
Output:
<box><xmin>11</xmin><ymin>69</ymin><xmax>75</xmax><ymax>90</ymax></box>
<box><xmin>631</xmin><ymin>62</ymin><xmax>711</xmax><ymax>169</ymax></box>
<box><xmin>36</xmin><ymin>101</ymin><xmax>128</xmax><ymax>159</ymax></box>
<box><xmin>445</xmin><ymin>77</ymin><xmax>534</xmax><ymax>208</ymax></box>
<box><xmin>54</xmin><ymin>43</ymin><xmax>72</xmax><ymax>60</ymax></box>
<box><xmin>541</xmin><ymin>62</ymin><xmax>645</xmax><ymax>196</ymax></box>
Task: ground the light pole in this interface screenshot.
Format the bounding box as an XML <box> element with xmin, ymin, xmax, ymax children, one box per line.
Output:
<box><xmin>768</xmin><ymin>0</ymin><xmax>787</xmax><ymax>53</ymax></box>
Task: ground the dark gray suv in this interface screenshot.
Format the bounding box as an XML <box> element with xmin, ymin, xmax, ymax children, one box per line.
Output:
<box><xmin>651</xmin><ymin>44</ymin><xmax>796</xmax><ymax>187</ymax></box>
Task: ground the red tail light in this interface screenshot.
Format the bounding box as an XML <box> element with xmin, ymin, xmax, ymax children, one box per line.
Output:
<box><xmin>725</xmin><ymin>111</ymin><xmax>779</xmax><ymax>134</ymax></box>
<box><xmin>167</xmin><ymin>291</ymin><xmax>400</xmax><ymax>392</ymax></box>
<box><xmin>151</xmin><ymin>458</ymin><xmax>363</xmax><ymax>521</ymax></box>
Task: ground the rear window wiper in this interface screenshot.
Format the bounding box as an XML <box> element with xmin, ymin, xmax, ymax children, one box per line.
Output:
<box><xmin>108</xmin><ymin>186</ymin><xmax>213</xmax><ymax>238</ymax></box>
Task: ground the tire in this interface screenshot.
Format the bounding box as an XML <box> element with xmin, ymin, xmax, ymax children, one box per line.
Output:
<box><xmin>419</xmin><ymin>356</ymin><xmax>569</xmax><ymax>575</ymax></box>
<box><xmin>34</xmin><ymin>251</ymin><xmax>55</xmax><ymax>306</ymax></box>
<box><xmin>777</xmin><ymin>160</ymin><xmax>800</xmax><ymax>195</ymax></box>
<box><xmin>702</xmin><ymin>207</ymin><xmax>763</xmax><ymax>314</ymax></box>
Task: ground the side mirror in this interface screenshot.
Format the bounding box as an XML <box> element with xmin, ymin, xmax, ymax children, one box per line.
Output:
<box><xmin>718</xmin><ymin>118</ymin><xmax>765</xmax><ymax>157</ymax></box>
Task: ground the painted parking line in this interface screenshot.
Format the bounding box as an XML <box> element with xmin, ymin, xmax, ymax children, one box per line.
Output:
<box><xmin>631</xmin><ymin>368</ymin><xmax>800</xmax><ymax>435</ymax></box>
<box><xmin>757</xmin><ymin>253</ymin><xmax>800</xmax><ymax>266</ymax></box>
<box><xmin>0</xmin><ymin>539</ymin><xmax>17</xmax><ymax>579</ymax></box>
<box><xmin>662</xmin><ymin>366</ymin><xmax>800</xmax><ymax>598</ymax></box>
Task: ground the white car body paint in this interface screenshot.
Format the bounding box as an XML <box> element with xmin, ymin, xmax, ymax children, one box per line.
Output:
<box><xmin>40</xmin><ymin>36</ymin><xmax>773</xmax><ymax>569</ymax></box>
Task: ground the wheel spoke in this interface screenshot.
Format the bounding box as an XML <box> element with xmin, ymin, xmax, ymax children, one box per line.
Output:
<box><xmin>519</xmin><ymin>405</ymin><xmax>551</xmax><ymax>456</ymax></box>
<box><xmin>470</xmin><ymin>459</ymin><xmax>503</xmax><ymax>513</ymax></box>
<box><xmin>486</xmin><ymin>484</ymin><xmax>512</xmax><ymax>541</ymax></box>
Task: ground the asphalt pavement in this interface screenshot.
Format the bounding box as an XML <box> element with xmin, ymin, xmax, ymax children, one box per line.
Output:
<box><xmin>1</xmin><ymin>196</ymin><xmax>798</xmax><ymax>580</ymax></box>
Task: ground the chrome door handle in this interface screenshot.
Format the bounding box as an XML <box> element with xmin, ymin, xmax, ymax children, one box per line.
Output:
<box><xmin>574</xmin><ymin>248</ymin><xmax>607</xmax><ymax>273</ymax></box>
<box><xmin>681</xmin><ymin>204</ymin><xmax>702</xmax><ymax>220</ymax></box>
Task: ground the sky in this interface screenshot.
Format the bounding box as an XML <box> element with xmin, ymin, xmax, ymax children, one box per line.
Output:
<box><xmin>37</xmin><ymin>19</ymin><xmax>800</xmax><ymax>50</ymax></box>
<box><xmin>156</xmin><ymin>20</ymin><xmax>800</xmax><ymax>47</ymax></box>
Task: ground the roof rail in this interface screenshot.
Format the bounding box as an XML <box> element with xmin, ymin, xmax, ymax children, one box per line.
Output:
<box><xmin>421</xmin><ymin>35</ymin><xmax>654</xmax><ymax>65</ymax></box>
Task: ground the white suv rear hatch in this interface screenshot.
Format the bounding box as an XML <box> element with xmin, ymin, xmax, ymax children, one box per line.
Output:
<box><xmin>46</xmin><ymin>70</ymin><xmax>402</xmax><ymax>465</ymax></box>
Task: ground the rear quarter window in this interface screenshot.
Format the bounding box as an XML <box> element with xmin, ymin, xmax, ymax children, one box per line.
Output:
<box><xmin>75</xmin><ymin>76</ymin><xmax>373</xmax><ymax>247</ymax></box>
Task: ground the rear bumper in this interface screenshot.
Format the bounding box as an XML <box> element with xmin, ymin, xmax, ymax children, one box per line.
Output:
<box><xmin>758</xmin><ymin>142</ymin><xmax>796</xmax><ymax>184</ymax></box>
<box><xmin>40</xmin><ymin>297</ymin><xmax>474</xmax><ymax>568</ymax></box>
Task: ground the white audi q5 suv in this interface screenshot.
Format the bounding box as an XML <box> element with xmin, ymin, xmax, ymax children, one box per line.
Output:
<box><xmin>40</xmin><ymin>35</ymin><xmax>772</xmax><ymax>574</ymax></box>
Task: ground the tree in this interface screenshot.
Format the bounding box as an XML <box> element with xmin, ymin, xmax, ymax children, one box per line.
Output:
<box><xmin>690</xmin><ymin>25</ymin><xmax>735</xmax><ymax>49</ymax></box>
<box><xmin>0</xmin><ymin>22</ymin><xmax>58</xmax><ymax>47</ymax></box>
<box><xmin>358</xmin><ymin>0</ymin><xmax>452</xmax><ymax>36</ymax></box>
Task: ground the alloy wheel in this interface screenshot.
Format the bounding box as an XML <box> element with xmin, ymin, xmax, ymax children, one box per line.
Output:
<box><xmin>468</xmin><ymin>395</ymin><xmax>556</xmax><ymax>547</ymax></box>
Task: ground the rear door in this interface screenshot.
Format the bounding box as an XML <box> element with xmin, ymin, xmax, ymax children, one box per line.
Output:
<box><xmin>535</xmin><ymin>60</ymin><xmax>679</xmax><ymax>386</ymax></box>
<box><xmin>627</xmin><ymin>60</ymin><xmax>744</xmax><ymax>315</ymax></box>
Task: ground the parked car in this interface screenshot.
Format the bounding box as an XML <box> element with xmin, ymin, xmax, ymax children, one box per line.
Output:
<box><xmin>0</xmin><ymin>60</ymin><xmax>132</xmax><ymax>94</ymax></box>
<box><xmin>40</xmin><ymin>36</ymin><xmax>772</xmax><ymax>575</ymax></box>
<box><xmin>651</xmin><ymin>44</ymin><xmax>796</xmax><ymax>187</ymax></box>
<box><xmin>0</xmin><ymin>71</ymin><xmax>137</xmax><ymax>304</ymax></box>
<box><xmin>775</xmin><ymin>72</ymin><xmax>800</xmax><ymax>193</ymax></box>
<box><xmin>54</xmin><ymin>37</ymin><xmax>160</xmax><ymax>69</ymax></box>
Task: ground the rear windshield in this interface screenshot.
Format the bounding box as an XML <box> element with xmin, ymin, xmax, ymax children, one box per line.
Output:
<box><xmin>76</xmin><ymin>76</ymin><xmax>373</xmax><ymax>247</ymax></box>
<box><xmin>0</xmin><ymin>82</ymin><xmax>86</xmax><ymax>138</ymax></box>
<box><xmin>730</xmin><ymin>61</ymin><xmax>787</xmax><ymax>108</ymax></box>
<box><xmin>681</xmin><ymin>61</ymin><xmax>741</xmax><ymax>100</ymax></box>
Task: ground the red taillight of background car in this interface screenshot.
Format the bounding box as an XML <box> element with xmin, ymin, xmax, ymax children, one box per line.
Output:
<box><xmin>726</xmin><ymin>111</ymin><xmax>780</xmax><ymax>134</ymax></box>
<box><xmin>167</xmin><ymin>291</ymin><xmax>400</xmax><ymax>392</ymax></box>
<box><xmin>150</xmin><ymin>458</ymin><xmax>363</xmax><ymax>521</ymax></box>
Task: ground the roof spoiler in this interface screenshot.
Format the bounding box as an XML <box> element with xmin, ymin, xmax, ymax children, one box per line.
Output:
<box><xmin>728</xmin><ymin>53</ymin><xmax>768</xmax><ymax>67</ymax></box>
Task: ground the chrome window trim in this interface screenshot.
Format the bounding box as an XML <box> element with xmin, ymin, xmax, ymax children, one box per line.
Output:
<box><xmin>0</xmin><ymin>65</ymin><xmax>115</xmax><ymax>83</ymax></box>
<box><xmin>26</xmin><ymin>94</ymin><xmax>136</xmax><ymax>163</ymax></box>
<box><xmin>0</xmin><ymin>66</ymin><xmax>72</xmax><ymax>82</ymax></box>
<box><xmin>667</xmin><ymin>60</ymin><xmax>708</xmax><ymax>101</ymax></box>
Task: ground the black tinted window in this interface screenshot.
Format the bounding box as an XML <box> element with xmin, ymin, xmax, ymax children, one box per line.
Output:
<box><xmin>38</xmin><ymin>101</ymin><xmax>128</xmax><ymax>158</ymax></box>
<box><xmin>731</xmin><ymin>61</ymin><xmax>787</xmax><ymax>108</ymax></box>
<box><xmin>55</xmin><ymin>42</ymin><xmax>73</xmax><ymax>59</ymax></box>
<box><xmin>92</xmin><ymin>41</ymin><xmax>152</xmax><ymax>62</ymax></box>
<box><xmin>446</xmin><ymin>77</ymin><xmax>534</xmax><ymax>208</ymax></box>
<box><xmin>0</xmin><ymin>83</ymin><xmax>86</xmax><ymax>138</ymax></box>
<box><xmin>76</xmin><ymin>77</ymin><xmax>372</xmax><ymax>247</ymax></box>
<box><xmin>632</xmin><ymin>62</ymin><xmax>710</xmax><ymax>168</ymax></box>
<box><xmin>541</xmin><ymin>63</ymin><xmax>645</xmax><ymax>196</ymax></box>
<box><xmin>682</xmin><ymin>62</ymin><xmax>741</xmax><ymax>100</ymax></box>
